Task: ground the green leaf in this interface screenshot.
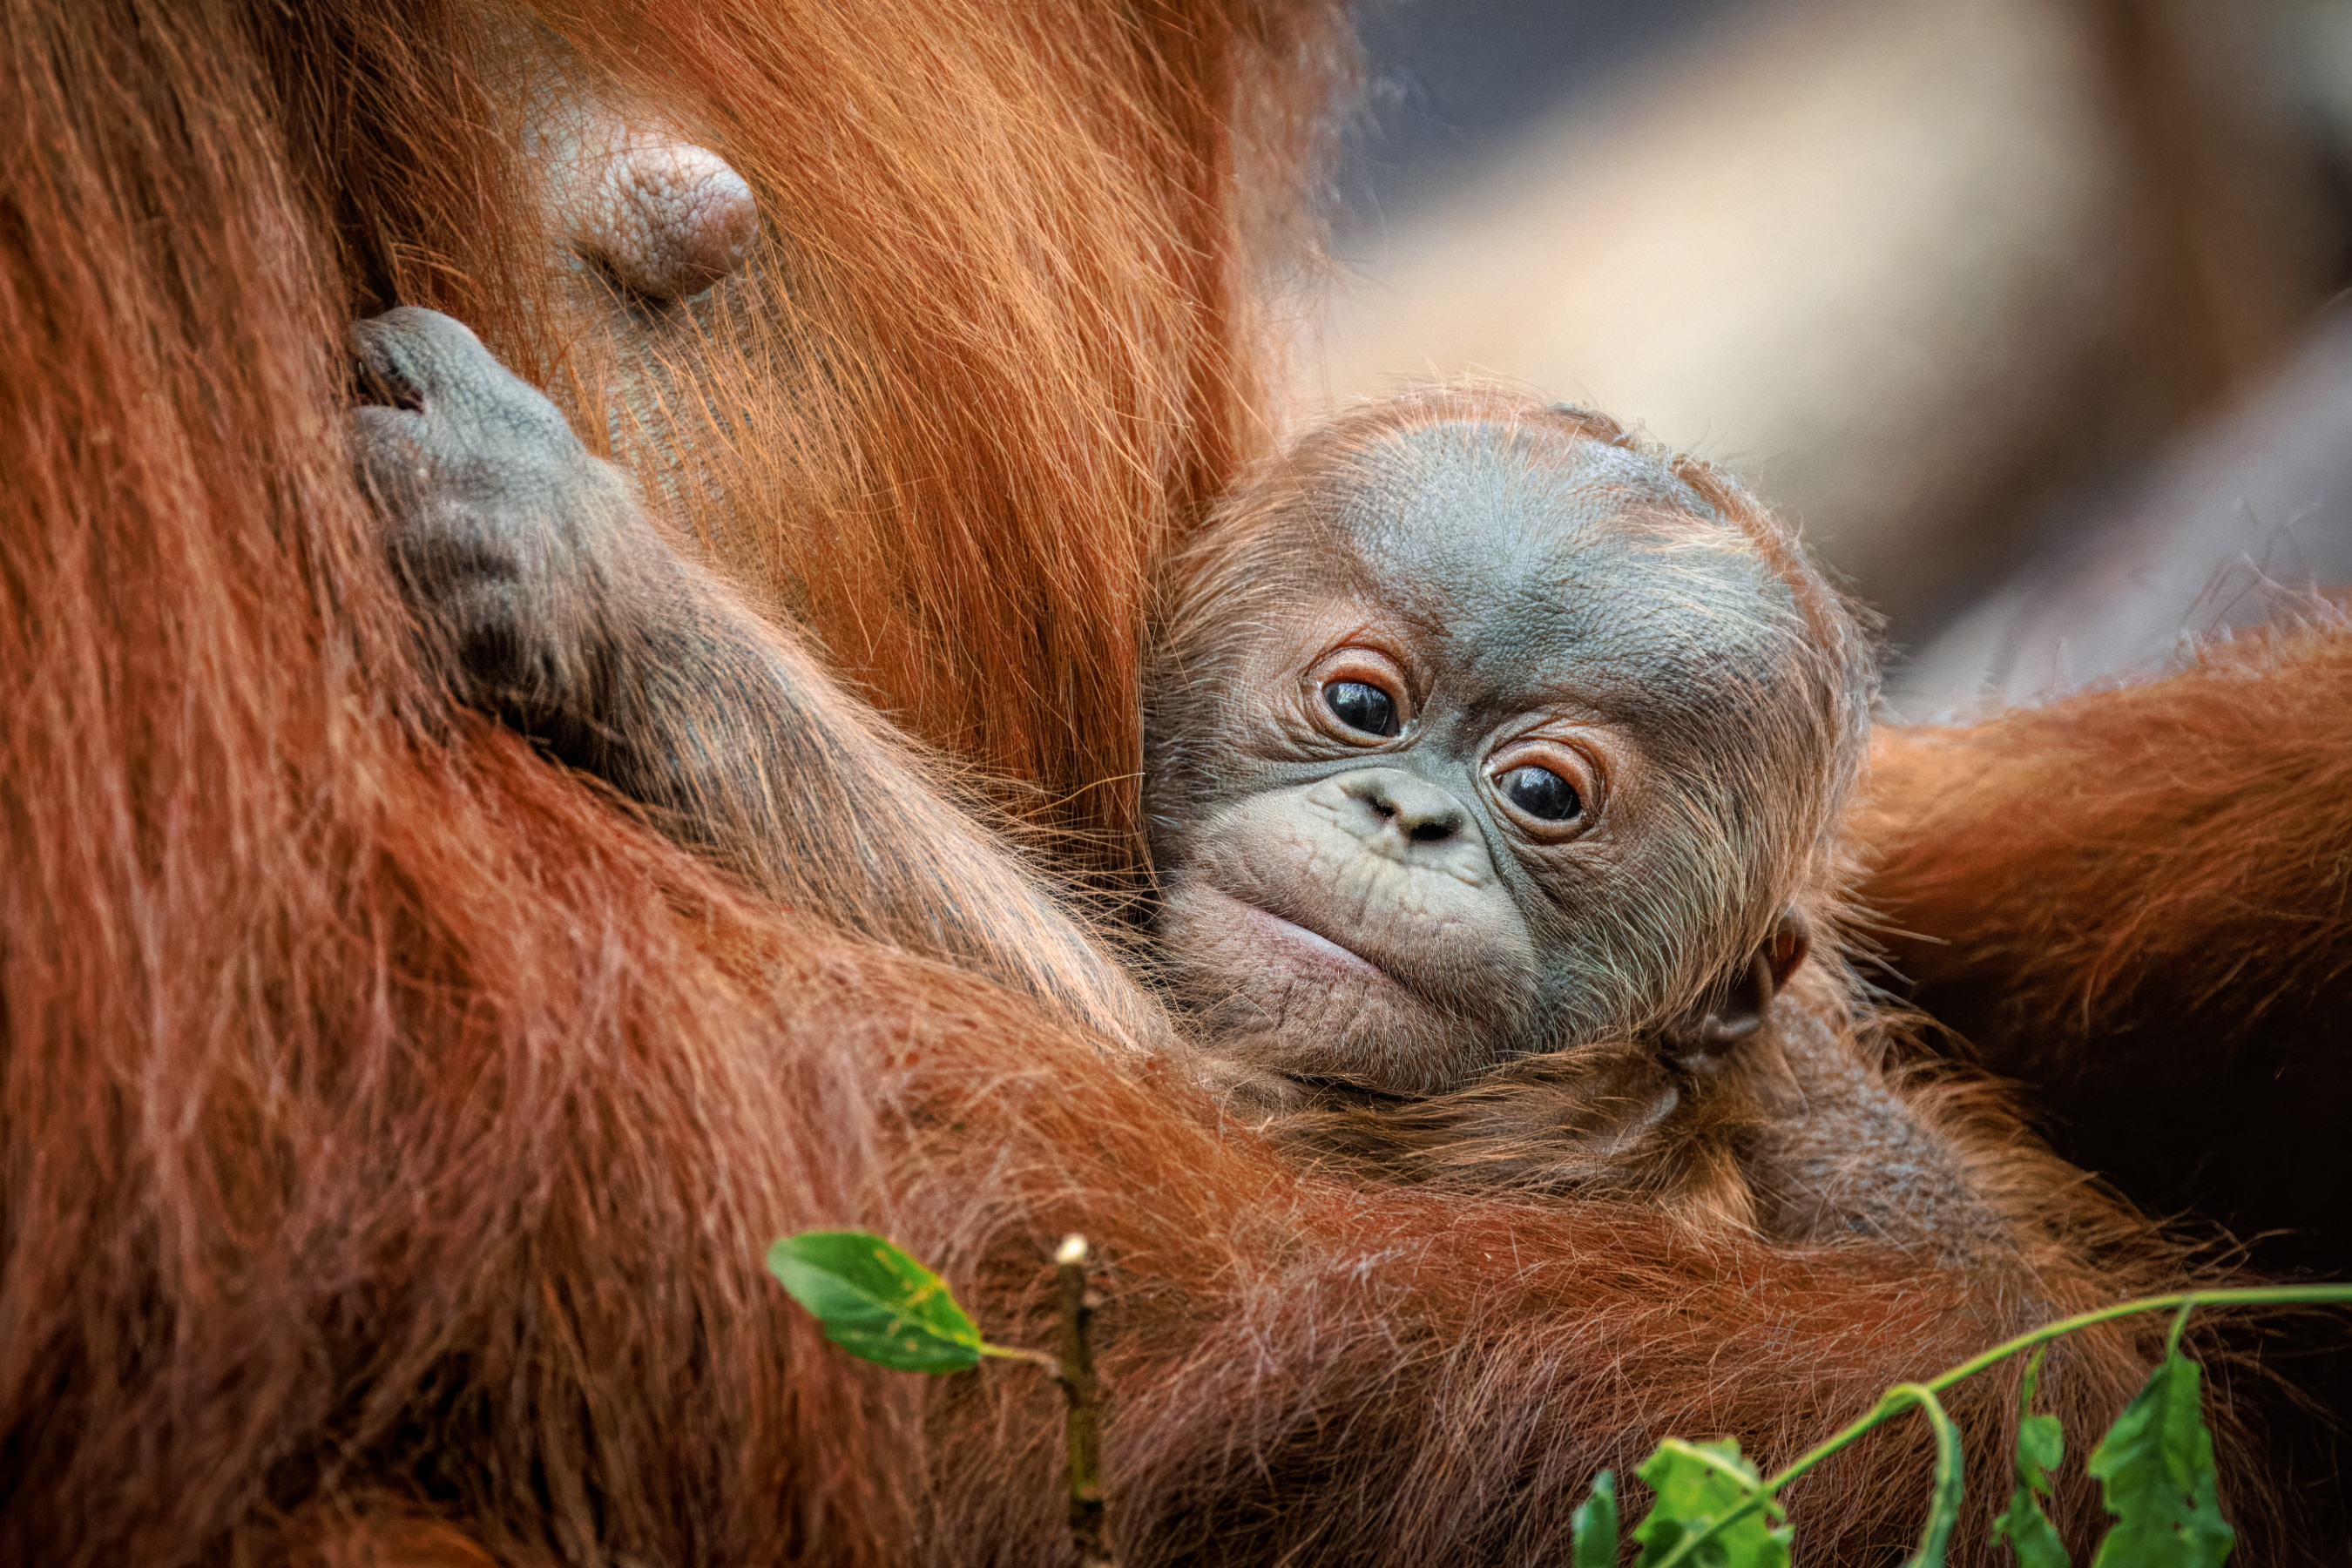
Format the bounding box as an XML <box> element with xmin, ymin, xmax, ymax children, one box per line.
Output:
<box><xmin>1994</xmin><ymin>1453</ymin><xmax>2072</xmax><ymax>1568</ymax></box>
<box><xmin>2016</xmin><ymin>1414</ymin><xmax>2065</xmax><ymax>1481</ymax></box>
<box><xmin>1632</xmin><ymin>1437</ymin><xmax>1792</xmax><ymax>1568</ymax></box>
<box><xmin>2085</xmin><ymin>1350</ymin><xmax>2234</xmax><ymax>1568</ymax></box>
<box><xmin>1573</xmin><ymin>1469</ymin><xmax>1619</xmax><ymax>1568</ymax></box>
<box><xmin>1993</xmin><ymin>1413</ymin><xmax>2070</xmax><ymax>1568</ymax></box>
<box><xmin>1991</xmin><ymin>1349</ymin><xmax>2071</xmax><ymax>1568</ymax></box>
<box><xmin>765</xmin><ymin>1230</ymin><xmax>984</xmax><ymax>1373</ymax></box>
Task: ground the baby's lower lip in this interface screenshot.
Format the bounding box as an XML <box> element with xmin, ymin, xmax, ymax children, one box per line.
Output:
<box><xmin>1230</xmin><ymin>897</ymin><xmax>1393</xmax><ymax>983</ymax></box>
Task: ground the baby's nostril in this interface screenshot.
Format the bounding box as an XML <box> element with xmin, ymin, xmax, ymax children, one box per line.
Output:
<box><xmin>1409</xmin><ymin>820</ymin><xmax>1452</xmax><ymax>842</ymax></box>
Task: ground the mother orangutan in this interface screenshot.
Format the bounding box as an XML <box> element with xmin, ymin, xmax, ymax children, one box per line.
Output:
<box><xmin>3</xmin><ymin>2</ymin><xmax>2347</xmax><ymax>1564</ymax></box>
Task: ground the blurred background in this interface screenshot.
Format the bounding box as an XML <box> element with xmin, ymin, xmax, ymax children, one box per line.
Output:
<box><xmin>1293</xmin><ymin>0</ymin><xmax>2352</xmax><ymax>716</ymax></box>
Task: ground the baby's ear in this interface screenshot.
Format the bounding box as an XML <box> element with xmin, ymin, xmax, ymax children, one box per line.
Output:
<box><xmin>1658</xmin><ymin>909</ymin><xmax>1809</xmax><ymax>1073</ymax></box>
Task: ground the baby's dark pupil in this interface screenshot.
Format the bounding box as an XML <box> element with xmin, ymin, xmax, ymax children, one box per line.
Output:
<box><xmin>1504</xmin><ymin>765</ymin><xmax>1580</xmax><ymax>821</ymax></box>
<box><xmin>1324</xmin><ymin>680</ymin><xmax>1397</xmax><ymax>737</ymax></box>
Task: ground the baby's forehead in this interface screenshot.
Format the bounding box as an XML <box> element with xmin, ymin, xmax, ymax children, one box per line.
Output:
<box><xmin>1324</xmin><ymin>422</ymin><xmax>1744</xmax><ymax>609</ymax></box>
<box><xmin>1314</xmin><ymin>421</ymin><xmax>1799</xmax><ymax>709</ymax></box>
<box><xmin>1328</xmin><ymin>417</ymin><xmax>1712</xmax><ymax>551</ymax></box>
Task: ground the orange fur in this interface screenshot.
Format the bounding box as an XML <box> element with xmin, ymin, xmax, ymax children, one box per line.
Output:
<box><xmin>1859</xmin><ymin>618</ymin><xmax>2352</xmax><ymax>1254</ymax></box>
<box><xmin>1863</xmin><ymin>614</ymin><xmax>2352</xmax><ymax>1055</ymax></box>
<box><xmin>509</xmin><ymin>0</ymin><xmax>1354</xmax><ymax>869</ymax></box>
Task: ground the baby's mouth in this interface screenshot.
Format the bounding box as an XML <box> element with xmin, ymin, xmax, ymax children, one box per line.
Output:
<box><xmin>1229</xmin><ymin>896</ymin><xmax>1401</xmax><ymax>987</ymax></box>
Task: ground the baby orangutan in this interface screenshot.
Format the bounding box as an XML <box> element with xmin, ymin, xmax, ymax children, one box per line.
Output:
<box><xmin>1146</xmin><ymin>390</ymin><xmax>2003</xmax><ymax>1250</ymax></box>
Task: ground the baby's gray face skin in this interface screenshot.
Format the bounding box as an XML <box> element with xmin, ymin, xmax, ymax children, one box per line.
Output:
<box><xmin>1149</xmin><ymin>418</ymin><xmax>1816</xmax><ymax>1099</ymax></box>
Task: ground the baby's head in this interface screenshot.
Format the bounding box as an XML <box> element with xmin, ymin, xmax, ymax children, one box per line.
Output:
<box><xmin>1144</xmin><ymin>389</ymin><xmax>1874</xmax><ymax>1099</ymax></box>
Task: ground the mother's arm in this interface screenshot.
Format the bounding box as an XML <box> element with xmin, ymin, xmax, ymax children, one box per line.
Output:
<box><xmin>1855</xmin><ymin>621</ymin><xmax>2352</xmax><ymax>1260</ymax></box>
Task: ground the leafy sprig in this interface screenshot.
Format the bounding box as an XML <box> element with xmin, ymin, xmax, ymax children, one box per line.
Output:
<box><xmin>767</xmin><ymin>1230</ymin><xmax>1112</xmax><ymax>1567</ymax></box>
<box><xmin>767</xmin><ymin>1234</ymin><xmax>2352</xmax><ymax>1567</ymax></box>
<box><xmin>1577</xmin><ymin>1284</ymin><xmax>2352</xmax><ymax>1567</ymax></box>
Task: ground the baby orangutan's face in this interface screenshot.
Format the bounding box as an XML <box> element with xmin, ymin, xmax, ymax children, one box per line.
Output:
<box><xmin>1146</xmin><ymin>412</ymin><xmax>1828</xmax><ymax>1101</ymax></box>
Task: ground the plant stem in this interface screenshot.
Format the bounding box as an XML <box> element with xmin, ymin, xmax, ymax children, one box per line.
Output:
<box><xmin>1773</xmin><ymin>1285</ymin><xmax>2352</xmax><ymax>1495</ymax></box>
<box><xmin>1055</xmin><ymin>1233</ymin><xmax>1114</xmax><ymax>1568</ymax></box>
<box><xmin>1646</xmin><ymin>1282</ymin><xmax>2352</xmax><ymax>1568</ymax></box>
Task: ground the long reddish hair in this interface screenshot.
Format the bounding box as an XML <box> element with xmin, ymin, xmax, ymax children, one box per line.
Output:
<box><xmin>0</xmin><ymin>0</ymin><xmax>1337</xmax><ymax>1557</ymax></box>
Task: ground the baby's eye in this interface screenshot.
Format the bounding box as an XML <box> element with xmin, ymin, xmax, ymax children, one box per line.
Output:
<box><xmin>1498</xmin><ymin>764</ymin><xmax>1580</xmax><ymax>822</ymax></box>
<box><xmin>1323</xmin><ymin>679</ymin><xmax>1400</xmax><ymax>738</ymax></box>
